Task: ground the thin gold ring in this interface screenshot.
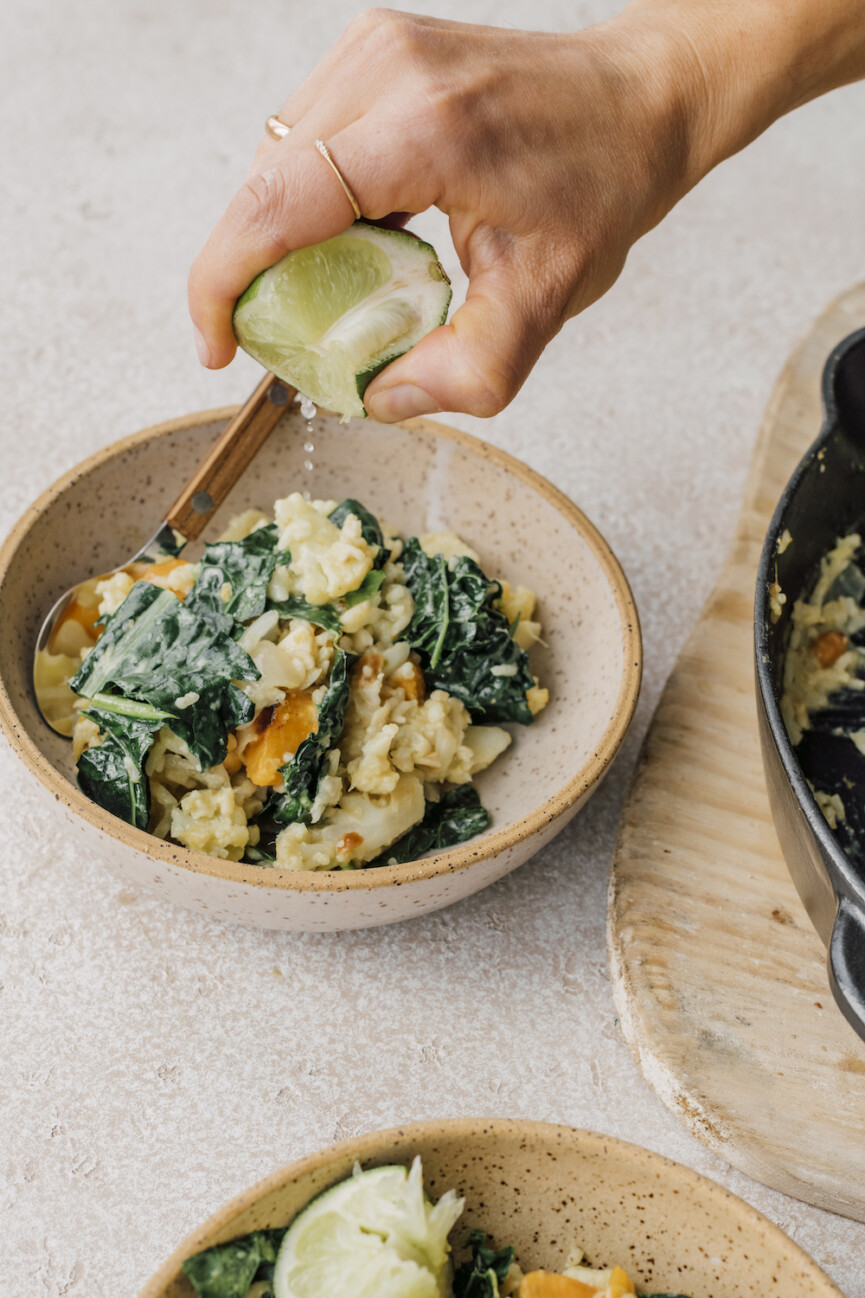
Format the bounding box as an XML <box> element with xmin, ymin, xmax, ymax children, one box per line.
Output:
<box><xmin>314</xmin><ymin>139</ymin><xmax>362</xmax><ymax>220</ymax></box>
<box><xmin>265</xmin><ymin>114</ymin><xmax>292</xmax><ymax>140</ymax></box>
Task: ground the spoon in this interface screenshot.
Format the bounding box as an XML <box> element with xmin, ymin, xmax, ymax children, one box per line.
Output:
<box><xmin>33</xmin><ymin>371</ymin><xmax>296</xmax><ymax>734</ymax></box>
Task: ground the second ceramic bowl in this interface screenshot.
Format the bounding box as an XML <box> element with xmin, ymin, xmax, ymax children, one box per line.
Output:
<box><xmin>0</xmin><ymin>402</ymin><xmax>640</xmax><ymax>931</ymax></box>
<box><xmin>140</xmin><ymin>1118</ymin><xmax>841</xmax><ymax>1298</ymax></box>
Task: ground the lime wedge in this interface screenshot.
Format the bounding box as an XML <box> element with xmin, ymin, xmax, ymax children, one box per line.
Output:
<box><xmin>233</xmin><ymin>222</ymin><xmax>452</xmax><ymax>419</ymax></box>
<box><xmin>272</xmin><ymin>1158</ymin><xmax>464</xmax><ymax>1298</ymax></box>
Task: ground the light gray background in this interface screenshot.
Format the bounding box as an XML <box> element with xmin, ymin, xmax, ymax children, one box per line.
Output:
<box><xmin>2</xmin><ymin>1</ymin><xmax>865</xmax><ymax>1293</ymax></box>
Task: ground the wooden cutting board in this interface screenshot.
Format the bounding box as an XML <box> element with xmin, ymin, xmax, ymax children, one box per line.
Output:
<box><xmin>608</xmin><ymin>283</ymin><xmax>865</xmax><ymax>1221</ymax></box>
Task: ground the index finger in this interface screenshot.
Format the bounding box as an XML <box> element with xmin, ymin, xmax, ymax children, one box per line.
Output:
<box><xmin>188</xmin><ymin>121</ymin><xmax>439</xmax><ymax>368</ymax></box>
<box><xmin>188</xmin><ymin>146</ymin><xmax>357</xmax><ymax>369</ymax></box>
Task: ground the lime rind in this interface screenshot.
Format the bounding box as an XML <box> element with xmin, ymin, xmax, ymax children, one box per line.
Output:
<box><xmin>233</xmin><ymin>222</ymin><xmax>452</xmax><ymax>420</ymax></box>
<box><xmin>272</xmin><ymin>1157</ymin><xmax>464</xmax><ymax>1298</ymax></box>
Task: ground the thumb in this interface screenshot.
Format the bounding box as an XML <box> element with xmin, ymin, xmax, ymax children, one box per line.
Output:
<box><xmin>364</xmin><ymin>268</ymin><xmax>553</xmax><ymax>421</ymax></box>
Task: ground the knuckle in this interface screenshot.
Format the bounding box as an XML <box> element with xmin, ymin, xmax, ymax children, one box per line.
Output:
<box><xmin>413</xmin><ymin>67</ymin><xmax>497</xmax><ymax>160</ymax></box>
<box><xmin>349</xmin><ymin>7</ymin><xmax>403</xmax><ymax>41</ymax></box>
<box><xmin>421</xmin><ymin>83</ymin><xmax>463</xmax><ymax>137</ymax></box>
<box><xmin>353</xmin><ymin>8</ymin><xmax>431</xmax><ymax>65</ymax></box>
<box><xmin>234</xmin><ymin>168</ymin><xmax>289</xmax><ymax>232</ymax></box>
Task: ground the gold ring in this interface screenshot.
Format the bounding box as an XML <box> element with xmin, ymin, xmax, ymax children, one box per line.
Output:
<box><xmin>314</xmin><ymin>139</ymin><xmax>362</xmax><ymax>220</ymax></box>
<box><xmin>265</xmin><ymin>114</ymin><xmax>292</xmax><ymax>140</ymax></box>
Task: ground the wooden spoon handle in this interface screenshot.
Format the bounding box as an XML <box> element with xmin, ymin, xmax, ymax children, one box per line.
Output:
<box><xmin>165</xmin><ymin>372</ymin><xmax>296</xmax><ymax>543</ymax></box>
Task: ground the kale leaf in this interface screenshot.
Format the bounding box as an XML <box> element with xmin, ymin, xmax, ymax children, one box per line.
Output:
<box><xmin>173</xmin><ymin>680</ymin><xmax>255</xmax><ymax>772</ymax></box>
<box><xmin>267</xmin><ymin>595</ymin><xmax>343</xmax><ymax>634</ymax></box>
<box><xmin>186</xmin><ymin>523</ymin><xmax>286</xmax><ymax>633</ymax></box>
<box><xmin>269</xmin><ymin>569</ymin><xmax>386</xmax><ymax>623</ymax></box>
<box><xmin>243</xmin><ymin>844</ymin><xmax>277</xmax><ymax>865</ymax></box>
<box><xmin>269</xmin><ymin>649</ymin><xmax>355</xmax><ymax>825</ymax></box>
<box><xmin>453</xmin><ymin>1230</ymin><xmax>515</xmax><ymax>1298</ymax></box>
<box><xmin>404</xmin><ymin>547</ymin><xmax>450</xmax><ymax>667</ymax></box>
<box><xmin>328</xmin><ymin>498</ymin><xmax>390</xmax><ymax>568</ymax></box>
<box><xmin>75</xmin><ymin>706</ymin><xmax>165</xmax><ymax>829</ymax></box>
<box><xmin>342</xmin><ymin>568</ymin><xmax>387</xmax><ymax>609</ymax></box>
<box><xmin>402</xmin><ymin>539</ymin><xmax>536</xmax><ymax>724</ymax></box>
<box><xmin>371</xmin><ymin>786</ymin><xmax>490</xmax><ymax>866</ymax></box>
<box><xmin>181</xmin><ymin>1228</ymin><xmax>286</xmax><ymax>1298</ymax></box>
<box><xmin>266</xmin><ymin>502</ymin><xmax>390</xmax><ymax>624</ymax></box>
<box><xmin>71</xmin><ymin>582</ymin><xmax>257</xmax><ymax>770</ymax></box>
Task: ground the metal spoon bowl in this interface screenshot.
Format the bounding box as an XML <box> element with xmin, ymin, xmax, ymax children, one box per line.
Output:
<box><xmin>33</xmin><ymin>372</ymin><xmax>294</xmax><ymax>734</ymax></box>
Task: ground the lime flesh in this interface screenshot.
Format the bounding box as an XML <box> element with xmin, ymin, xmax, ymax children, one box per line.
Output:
<box><xmin>272</xmin><ymin>1159</ymin><xmax>464</xmax><ymax>1298</ymax></box>
<box><xmin>233</xmin><ymin>223</ymin><xmax>452</xmax><ymax>419</ymax></box>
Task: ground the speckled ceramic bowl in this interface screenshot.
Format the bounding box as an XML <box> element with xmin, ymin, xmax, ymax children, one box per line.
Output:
<box><xmin>139</xmin><ymin>1118</ymin><xmax>840</xmax><ymax>1298</ymax></box>
<box><xmin>0</xmin><ymin>403</ymin><xmax>640</xmax><ymax>931</ymax></box>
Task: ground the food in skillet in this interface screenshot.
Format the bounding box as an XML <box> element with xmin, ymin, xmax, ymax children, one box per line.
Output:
<box><xmin>35</xmin><ymin>495</ymin><xmax>547</xmax><ymax>870</ymax></box>
<box><xmin>780</xmin><ymin>529</ymin><xmax>865</xmax><ymax>847</ymax></box>
<box><xmin>180</xmin><ymin>1159</ymin><xmax>692</xmax><ymax>1298</ymax></box>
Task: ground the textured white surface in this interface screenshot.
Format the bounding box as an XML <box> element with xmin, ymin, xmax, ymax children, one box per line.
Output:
<box><xmin>2</xmin><ymin>1</ymin><xmax>865</xmax><ymax>1294</ymax></box>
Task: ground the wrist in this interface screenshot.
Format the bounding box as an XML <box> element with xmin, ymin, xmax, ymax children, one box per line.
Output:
<box><xmin>615</xmin><ymin>0</ymin><xmax>865</xmax><ymax>184</ymax></box>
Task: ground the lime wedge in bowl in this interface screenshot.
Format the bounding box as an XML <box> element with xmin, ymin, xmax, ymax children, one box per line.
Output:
<box><xmin>272</xmin><ymin>1158</ymin><xmax>463</xmax><ymax>1298</ymax></box>
<box><xmin>233</xmin><ymin>222</ymin><xmax>452</xmax><ymax>419</ymax></box>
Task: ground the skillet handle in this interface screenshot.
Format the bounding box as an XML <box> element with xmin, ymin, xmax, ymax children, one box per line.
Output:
<box><xmin>828</xmin><ymin>897</ymin><xmax>865</xmax><ymax>1039</ymax></box>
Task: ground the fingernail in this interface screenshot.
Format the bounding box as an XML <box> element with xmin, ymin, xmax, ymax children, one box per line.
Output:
<box><xmin>193</xmin><ymin>326</ymin><xmax>212</xmax><ymax>368</ymax></box>
<box><xmin>366</xmin><ymin>384</ymin><xmax>439</xmax><ymax>422</ymax></box>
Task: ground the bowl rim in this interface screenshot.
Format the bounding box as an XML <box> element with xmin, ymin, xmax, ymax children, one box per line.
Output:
<box><xmin>0</xmin><ymin>404</ymin><xmax>642</xmax><ymax>895</ymax></box>
<box><xmin>754</xmin><ymin>325</ymin><xmax>865</xmax><ymax>912</ymax></box>
<box><xmin>138</xmin><ymin>1116</ymin><xmax>841</xmax><ymax>1298</ymax></box>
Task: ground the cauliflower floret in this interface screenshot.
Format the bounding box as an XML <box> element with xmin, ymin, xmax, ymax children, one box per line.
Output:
<box><xmin>500</xmin><ymin>1261</ymin><xmax>524</xmax><ymax>1297</ymax></box>
<box><xmin>380</xmin><ymin>526</ymin><xmax>403</xmax><ymax>562</ymax></box>
<box><xmin>71</xmin><ymin>713</ymin><xmax>102</xmax><ymax>762</ymax></box>
<box><xmin>339</xmin><ymin>562</ymin><xmax>414</xmax><ymax>653</ymax></box>
<box><xmin>231</xmin><ymin>773</ymin><xmax>267</xmax><ymax>828</ymax></box>
<box><xmin>274</xmin><ymin>774</ymin><xmax>425</xmax><ymax>870</ymax></box>
<box><xmin>309</xmin><ymin>748</ymin><xmax>344</xmax><ymax>823</ymax></box>
<box><xmin>171</xmin><ymin>785</ymin><xmax>250</xmax><ymax>860</ymax></box>
<box><xmin>150</xmin><ymin>778</ymin><xmax>178</xmax><ymax>840</ymax></box>
<box><xmin>278</xmin><ymin>620</ymin><xmax>335</xmax><ymax>686</ymax></box>
<box><xmin>146</xmin><ymin>727</ymin><xmax>206</xmax><ymax>783</ymax></box>
<box><xmin>347</xmin><ymin>720</ymin><xmax>402</xmax><ymax>794</ymax></box>
<box><xmin>146</xmin><ymin>561</ymin><xmax>197</xmax><ymax>600</ymax></box>
<box><xmin>340</xmin><ymin>653</ymin><xmax>409</xmax><ymax>793</ymax></box>
<box><xmin>217</xmin><ymin>508</ymin><xmax>271</xmax><ymax>542</ymax></box>
<box><xmin>241</xmin><ymin>616</ymin><xmax>335</xmax><ymax>710</ymax></box>
<box><xmin>420</xmin><ymin>531</ymin><xmax>481</xmax><ymax>564</ymax></box>
<box><xmin>269</xmin><ymin>493</ymin><xmax>375</xmax><ymax>604</ymax></box>
<box><xmin>96</xmin><ymin>570</ymin><xmax>135</xmax><ymax>617</ymax></box>
<box><xmin>95</xmin><ymin>559</ymin><xmax>198</xmax><ymax>618</ymax></box>
<box><xmin>389</xmin><ymin>690</ymin><xmax>472</xmax><ymax>782</ymax></box>
<box><xmin>146</xmin><ymin>727</ymin><xmax>267</xmax><ymax>840</ymax></box>
<box><xmin>442</xmin><ymin>725</ymin><xmax>512</xmax><ymax>783</ymax></box>
<box><xmin>238</xmin><ymin>609</ymin><xmax>280</xmax><ymax>652</ymax></box>
<box><xmin>496</xmin><ymin>578</ymin><xmax>543</xmax><ymax>650</ymax></box>
<box><xmin>341</xmin><ymin>653</ymin><xmax>475</xmax><ymax>790</ymax></box>
<box><xmin>527</xmin><ymin>683</ymin><xmax>549</xmax><ymax>716</ymax></box>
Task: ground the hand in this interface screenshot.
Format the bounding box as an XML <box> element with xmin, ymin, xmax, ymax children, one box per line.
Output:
<box><xmin>188</xmin><ymin>4</ymin><xmax>865</xmax><ymax>421</ymax></box>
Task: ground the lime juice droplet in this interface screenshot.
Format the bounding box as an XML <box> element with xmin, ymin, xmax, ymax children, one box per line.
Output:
<box><xmin>300</xmin><ymin>397</ymin><xmax>317</xmax><ymax>498</ymax></box>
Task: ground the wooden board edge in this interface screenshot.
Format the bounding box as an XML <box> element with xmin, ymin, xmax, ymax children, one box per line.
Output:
<box><xmin>606</xmin><ymin>875</ymin><xmax>865</xmax><ymax>1221</ymax></box>
<box><xmin>606</xmin><ymin>281</ymin><xmax>865</xmax><ymax>1222</ymax></box>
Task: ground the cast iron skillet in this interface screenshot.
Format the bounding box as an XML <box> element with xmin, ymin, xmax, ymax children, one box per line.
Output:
<box><xmin>756</xmin><ymin>325</ymin><xmax>865</xmax><ymax>1040</ymax></box>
